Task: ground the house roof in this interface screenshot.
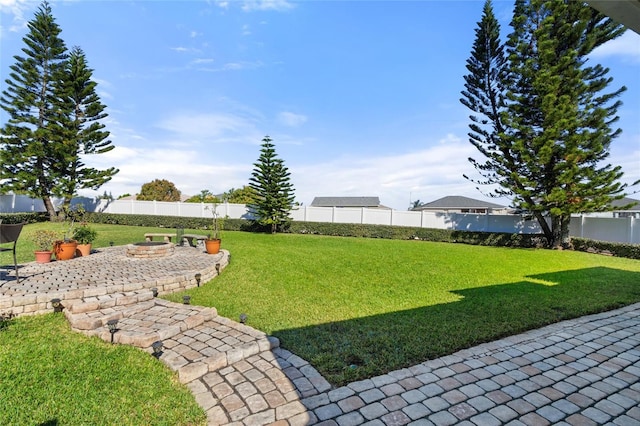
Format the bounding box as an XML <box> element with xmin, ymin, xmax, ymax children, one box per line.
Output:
<box><xmin>310</xmin><ymin>196</ymin><xmax>381</xmax><ymax>208</ymax></box>
<box><xmin>586</xmin><ymin>0</ymin><xmax>640</xmax><ymax>35</ymax></box>
<box><xmin>610</xmin><ymin>197</ymin><xmax>640</xmax><ymax>211</ymax></box>
<box><xmin>416</xmin><ymin>196</ymin><xmax>506</xmax><ymax>210</ymax></box>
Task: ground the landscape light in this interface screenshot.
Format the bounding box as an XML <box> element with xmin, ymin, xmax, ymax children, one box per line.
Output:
<box><xmin>151</xmin><ymin>287</ymin><xmax>158</xmax><ymax>297</ymax></box>
<box><xmin>51</xmin><ymin>298</ymin><xmax>63</xmax><ymax>313</ymax></box>
<box><xmin>239</xmin><ymin>313</ymin><xmax>247</xmax><ymax>324</ymax></box>
<box><xmin>109</xmin><ymin>241</ymin><xmax>114</xmax><ymax>247</ymax></box>
<box><xmin>195</xmin><ymin>273</ymin><xmax>201</xmax><ymax>287</ymax></box>
<box><xmin>183</xmin><ymin>295</ymin><xmax>191</xmax><ymax>305</ymax></box>
<box><xmin>215</xmin><ymin>263</ymin><xmax>220</xmax><ymax>274</ymax></box>
<box><xmin>107</xmin><ymin>319</ymin><xmax>118</xmax><ymax>344</ymax></box>
<box><xmin>151</xmin><ymin>340</ymin><xmax>163</xmax><ymax>358</ymax></box>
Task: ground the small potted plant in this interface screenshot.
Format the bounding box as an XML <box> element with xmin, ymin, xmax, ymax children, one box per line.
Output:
<box><xmin>31</xmin><ymin>230</ymin><xmax>60</xmax><ymax>263</ymax></box>
<box><xmin>73</xmin><ymin>223</ymin><xmax>97</xmax><ymax>256</ymax></box>
<box><xmin>54</xmin><ymin>205</ymin><xmax>83</xmax><ymax>260</ymax></box>
<box><xmin>205</xmin><ymin>204</ymin><xmax>223</xmax><ymax>254</ymax></box>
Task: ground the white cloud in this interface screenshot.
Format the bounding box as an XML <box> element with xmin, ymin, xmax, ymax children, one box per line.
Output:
<box><xmin>191</xmin><ymin>58</ymin><xmax>214</xmax><ymax>65</ymax></box>
<box><xmin>591</xmin><ymin>31</ymin><xmax>640</xmax><ymax>62</ymax></box>
<box><xmin>291</xmin><ymin>134</ymin><xmax>489</xmax><ymax>209</ymax></box>
<box><xmin>241</xmin><ymin>0</ymin><xmax>295</xmax><ymax>12</ymax></box>
<box><xmin>278</xmin><ymin>111</ymin><xmax>307</xmax><ymax>127</ymax></box>
<box><xmin>242</xmin><ymin>24</ymin><xmax>251</xmax><ymax>36</ymax></box>
<box><xmin>155</xmin><ymin>112</ymin><xmax>261</xmax><ymax>142</ymax></box>
<box><xmin>170</xmin><ymin>46</ymin><xmax>200</xmax><ymax>54</ymax></box>
<box><xmin>0</xmin><ymin>0</ymin><xmax>34</xmax><ymax>36</ymax></box>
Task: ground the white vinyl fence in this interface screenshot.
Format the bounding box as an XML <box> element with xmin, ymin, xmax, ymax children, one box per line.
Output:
<box><xmin>1</xmin><ymin>194</ymin><xmax>638</xmax><ymax>244</ymax></box>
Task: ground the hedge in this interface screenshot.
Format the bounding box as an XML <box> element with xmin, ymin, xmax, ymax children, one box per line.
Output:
<box><xmin>8</xmin><ymin>212</ymin><xmax>637</xmax><ymax>259</ymax></box>
<box><xmin>571</xmin><ymin>237</ymin><xmax>640</xmax><ymax>260</ymax></box>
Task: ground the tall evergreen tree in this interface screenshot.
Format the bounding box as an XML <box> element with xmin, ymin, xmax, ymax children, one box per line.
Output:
<box><xmin>53</xmin><ymin>46</ymin><xmax>118</xmax><ymax>208</ymax></box>
<box><xmin>461</xmin><ymin>0</ymin><xmax>629</xmax><ymax>248</ymax></box>
<box><xmin>0</xmin><ymin>1</ymin><xmax>68</xmax><ymax>219</ymax></box>
<box><xmin>248</xmin><ymin>136</ymin><xmax>295</xmax><ymax>234</ymax></box>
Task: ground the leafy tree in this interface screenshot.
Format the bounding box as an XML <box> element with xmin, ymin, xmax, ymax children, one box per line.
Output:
<box><xmin>0</xmin><ymin>1</ymin><xmax>69</xmax><ymax>220</ymax></box>
<box><xmin>137</xmin><ymin>179</ymin><xmax>181</xmax><ymax>201</ymax></box>
<box><xmin>248</xmin><ymin>136</ymin><xmax>295</xmax><ymax>233</ymax></box>
<box><xmin>185</xmin><ymin>189</ymin><xmax>221</xmax><ymax>203</ymax></box>
<box><xmin>222</xmin><ymin>186</ymin><xmax>257</xmax><ymax>204</ymax></box>
<box><xmin>461</xmin><ymin>0</ymin><xmax>629</xmax><ymax>248</ymax></box>
<box><xmin>54</xmin><ymin>46</ymin><xmax>118</xmax><ymax>208</ymax></box>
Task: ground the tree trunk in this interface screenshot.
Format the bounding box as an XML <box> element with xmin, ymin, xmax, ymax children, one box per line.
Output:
<box><xmin>42</xmin><ymin>196</ymin><xmax>57</xmax><ymax>221</ymax></box>
<box><xmin>549</xmin><ymin>214</ymin><xmax>572</xmax><ymax>250</ymax></box>
<box><xmin>532</xmin><ymin>210</ymin><xmax>554</xmax><ymax>248</ymax></box>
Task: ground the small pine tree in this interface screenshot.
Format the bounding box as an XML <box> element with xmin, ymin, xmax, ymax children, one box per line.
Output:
<box><xmin>0</xmin><ymin>1</ymin><xmax>68</xmax><ymax>220</ymax></box>
<box><xmin>53</xmin><ymin>46</ymin><xmax>118</xmax><ymax>209</ymax></box>
<box><xmin>248</xmin><ymin>136</ymin><xmax>296</xmax><ymax>234</ymax></box>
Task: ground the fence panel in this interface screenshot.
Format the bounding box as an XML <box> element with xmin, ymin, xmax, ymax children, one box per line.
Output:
<box><xmin>390</xmin><ymin>210</ymin><xmax>422</xmax><ymax>228</ymax></box>
<box><xmin>2</xmin><ymin>196</ymin><xmax>638</xmax><ymax>244</ymax></box>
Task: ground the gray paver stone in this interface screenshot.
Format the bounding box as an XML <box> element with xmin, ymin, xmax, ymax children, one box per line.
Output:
<box><xmin>402</xmin><ymin>403</ymin><xmax>431</xmax><ymax>420</ymax></box>
<box><xmin>360</xmin><ymin>402</ymin><xmax>389</xmax><ymax>420</ymax></box>
<box><xmin>380</xmin><ymin>410</ymin><xmax>411</xmax><ymax>426</ymax></box>
<box><xmin>329</xmin><ymin>387</ymin><xmax>356</xmax><ymax>402</ymax></box>
<box><xmin>315</xmin><ymin>403</ymin><xmax>343</xmax><ymax>421</ymax></box>
<box><xmin>360</xmin><ymin>388</ymin><xmax>386</xmax><ymax>403</ymax></box>
<box><xmin>470</xmin><ymin>412</ymin><xmax>502</xmax><ymax>426</ymax></box>
<box><xmin>336</xmin><ymin>411</ymin><xmax>365</xmax><ymax>426</ymax></box>
<box><xmin>428</xmin><ymin>411</ymin><xmax>459</xmax><ymax>426</ymax></box>
<box><xmin>338</xmin><ymin>396</ymin><xmax>366</xmax><ymax>413</ymax></box>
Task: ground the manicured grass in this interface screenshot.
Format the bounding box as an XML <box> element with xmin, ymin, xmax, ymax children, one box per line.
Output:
<box><xmin>0</xmin><ymin>314</ymin><xmax>206</xmax><ymax>426</ymax></box>
<box><xmin>164</xmin><ymin>232</ymin><xmax>640</xmax><ymax>386</ymax></box>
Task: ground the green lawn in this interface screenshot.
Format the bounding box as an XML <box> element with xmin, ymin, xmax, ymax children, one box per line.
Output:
<box><xmin>2</xmin><ymin>223</ymin><xmax>640</xmax><ymax>422</ymax></box>
<box><xmin>165</xmin><ymin>231</ymin><xmax>640</xmax><ymax>386</ymax></box>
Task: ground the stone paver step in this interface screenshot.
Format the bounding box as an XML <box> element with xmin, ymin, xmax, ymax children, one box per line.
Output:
<box><xmin>69</xmin><ymin>297</ymin><xmax>218</xmax><ymax>348</ymax></box>
<box><xmin>162</xmin><ymin>316</ymin><xmax>282</xmax><ymax>384</ymax></box>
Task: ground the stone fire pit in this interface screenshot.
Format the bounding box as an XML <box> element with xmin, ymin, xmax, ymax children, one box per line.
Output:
<box><xmin>126</xmin><ymin>241</ymin><xmax>175</xmax><ymax>259</ymax></box>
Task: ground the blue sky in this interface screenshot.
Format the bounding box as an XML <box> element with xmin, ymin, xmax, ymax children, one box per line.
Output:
<box><xmin>1</xmin><ymin>0</ymin><xmax>639</xmax><ymax>210</ymax></box>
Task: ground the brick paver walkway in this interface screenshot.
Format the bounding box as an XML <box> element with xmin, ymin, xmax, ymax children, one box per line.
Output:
<box><xmin>1</xmin><ymin>246</ymin><xmax>639</xmax><ymax>425</ymax></box>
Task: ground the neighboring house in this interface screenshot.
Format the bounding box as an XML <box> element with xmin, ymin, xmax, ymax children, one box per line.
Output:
<box><xmin>611</xmin><ymin>197</ymin><xmax>640</xmax><ymax>218</ymax></box>
<box><xmin>412</xmin><ymin>195</ymin><xmax>509</xmax><ymax>215</ymax></box>
<box><xmin>310</xmin><ymin>196</ymin><xmax>391</xmax><ymax>209</ymax></box>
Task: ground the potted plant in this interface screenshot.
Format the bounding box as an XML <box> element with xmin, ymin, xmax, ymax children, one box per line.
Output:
<box><xmin>54</xmin><ymin>205</ymin><xmax>81</xmax><ymax>260</ymax></box>
<box><xmin>205</xmin><ymin>204</ymin><xmax>223</xmax><ymax>254</ymax></box>
<box><xmin>31</xmin><ymin>230</ymin><xmax>59</xmax><ymax>263</ymax></box>
<box><xmin>73</xmin><ymin>224</ymin><xmax>97</xmax><ymax>256</ymax></box>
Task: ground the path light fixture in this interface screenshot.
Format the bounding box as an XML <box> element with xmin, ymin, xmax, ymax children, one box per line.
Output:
<box><xmin>215</xmin><ymin>263</ymin><xmax>221</xmax><ymax>274</ymax></box>
<box><xmin>107</xmin><ymin>319</ymin><xmax>118</xmax><ymax>344</ymax></box>
<box><xmin>151</xmin><ymin>287</ymin><xmax>158</xmax><ymax>297</ymax></box>
<box><xmin>51</xmin><ymin>298</ymin><xmax>63</xmax><ymax>313</ymax></box>
<box><xmin>151</xmin><ymin>340</ymin><xmax>163</xmax><ymax>358</ymax></box>
<box><xmin>109</xmin><ymin>241</ymin><xmax>114</xmax><ymax>247</ymax></box>
<box><xmin>228</xmin><ymin>254</ymin><xmax>231</xmax><ymax>264</ymax></box>
<box><xmin>183</xmin><ymin>295</ymin><xmax>191</xmax><ymax>305</ymax></box>
<box><xmin>195</xmin><ymin>273</ymin><xmax>201</xmax><ymax>287</ymax></box>
<box><xmin>239</xmin><ymin>313</ymin><xmax>247</xmax><ymax>324</ymax></box>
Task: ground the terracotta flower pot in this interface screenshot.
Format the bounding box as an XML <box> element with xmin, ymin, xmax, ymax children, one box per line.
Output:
<box><xmin>55</xmin><ymin>240</ymin><xmax>78</xmax><ymax>261</ymax></box>
<box><xmin>76</xmin><ymin>243</ymin><xmax>92</xmax><ymax>257</ymax></box>
<box><xmin>34</xmin><ymin>251</ymin><xmax>52</xmax><ymax>264</ymax></box>
<box><xmin>205</xmin><ymin>239</ymin><xmax>221</xmax><ymax>254</ymax></box>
